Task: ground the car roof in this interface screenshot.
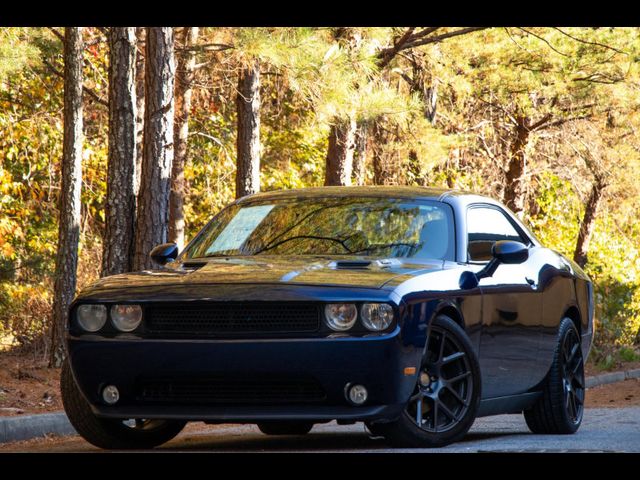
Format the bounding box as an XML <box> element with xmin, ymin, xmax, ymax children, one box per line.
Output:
<box><xmin>236</xmin><ymin>186</ymin><xmax>476</xmax><ymax>204</ymax></box>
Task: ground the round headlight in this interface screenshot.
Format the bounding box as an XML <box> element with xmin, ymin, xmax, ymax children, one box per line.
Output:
<box><xmin>324</xmin><ymin>303</ymin><xmax>358</xmax><ymax>331</ymax></box>
<box><xmin>110</xmin><ymin>304</ymin><xmax>143</xmax><ymax>332</ymax></box>
<box><xmin>361</xmin><ymin>303</ymin><xmax>394</xmax><ymax>331</ymax></box>
<box><xmin>76</xmin><ymin>304</ymin><xmax>107</xmax><ymax>332</ymax></box>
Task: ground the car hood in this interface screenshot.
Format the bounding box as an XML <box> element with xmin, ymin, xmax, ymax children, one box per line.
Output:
<box><xmin>86</xmin><ymin>255</ymin><xmax>445</xmax><ymax>293</ymax></box>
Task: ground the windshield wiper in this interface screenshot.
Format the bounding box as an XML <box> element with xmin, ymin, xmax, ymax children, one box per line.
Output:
<box><xmin>351</xmin><ymin>242</ymin><xmax>417</xmax><ymax>255</ymax></box>
<box><xmin>253</xmin><ymin>235</ymin><xmax>354</xmax><ymax>255</ymax></box>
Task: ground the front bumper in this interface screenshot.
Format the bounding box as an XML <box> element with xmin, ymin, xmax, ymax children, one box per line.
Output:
<box><xmin>66</xmin><ymin>326</ymin><xmax>421</xmax><ymax>423</ymax></box>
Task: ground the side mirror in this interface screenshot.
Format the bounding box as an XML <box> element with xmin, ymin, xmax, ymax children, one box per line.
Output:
<box><xmin>150</xmin><ymin>242</ymin><xmax>178</xmax><ymax>266</ymax></box>
<box><xmin>459</xmin><ymin>240</ymin><xmax>528</xmax><ymax>289</ymax></box>
<box><xmin>492</xmin><ymin>240</ymin><xmax>529</xmax><ymax>265</ymax></box>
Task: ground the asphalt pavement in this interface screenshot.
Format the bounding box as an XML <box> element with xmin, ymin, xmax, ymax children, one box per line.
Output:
<box><xmin>1</xmin><ymin>407</ymin><xmax>638</xmax><ymax>452</ymax></box>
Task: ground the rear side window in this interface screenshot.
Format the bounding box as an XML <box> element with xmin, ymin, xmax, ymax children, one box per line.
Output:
<box><xmin>467</xmin><ymin>206</ymin><xmax>525</xmax><ymax>262</ymax></box>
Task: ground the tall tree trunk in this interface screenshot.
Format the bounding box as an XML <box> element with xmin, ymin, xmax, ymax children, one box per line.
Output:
<box><xmin>49</xmin><ymin>27</ymin><xmax>83</xmax><ymax>367</ymax></box>
<box><xmin>372</xmin><ymin>119</ymin><xmax>395</xmax><ymax>185</ymax></box>
<box><xmin>324</xmin><ymin>118</ymin><xmax>356</xmax><ymax>186</ymax></box>
<box><xmin>503</xmin><ymin>117</ymin><xmax>530</xmax><ymax>217</ymax></box>
<box><xmin>134</xmin><ymin>27</ymin><xmax>146</xmax><ymax>198</ymax></box>
<box><xmin>169</xmin><ymin>27</ymin><xmax>199</xmax><ymax>250</ymax></box>
<box><xmin>133</xmin><ymin>27</ymin><xmax>175</xmax><ymax>271</ymax></box>
<box><xmin>102</xmin><ymin>27</ymin><xmax>137</xmax><ymax>277</ymax></box>
<box><xmin>573</xmin><ymin>181</ymin><xmax>605</xmax><ymax>268</ymax></box>
<box><xmin>352</xmin><ymin>121</ymin><xmax>368</xmax><ymax>186</ymax></box>
<box><xmin>235</xmin><ymin>60</ymin><xmax>261</xmax><ymax>198</ymax></box>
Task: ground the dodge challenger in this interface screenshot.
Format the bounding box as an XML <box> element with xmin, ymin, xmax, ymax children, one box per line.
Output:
<box><xmin>61</xmin><ymin>186</ymin><xmax>593</xmax><ymax>449</ymax></box>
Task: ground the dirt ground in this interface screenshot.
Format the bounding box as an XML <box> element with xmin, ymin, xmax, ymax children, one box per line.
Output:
<box><xmin>1</xmin><ymin>350</ymin><xmax>639</xmax><ymax>416</ymax></box>
<box><xmin>0</xmin><ymin>352</ymin><xmax>62</xmax><ymax>415</ymax></box>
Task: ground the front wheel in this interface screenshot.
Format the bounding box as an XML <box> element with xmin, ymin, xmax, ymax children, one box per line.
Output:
<box><xmin>377</xmin><ymin>314</ymin><xmax>481</xmax><ymax>448</ymax></box>
<box><xmin>523</xmin><ymin>318</ymin><xmax>585</xmax><ymax>434</ymax></box>
<box><xmin>61</xmin><ymin>360</ymin><xmax>186</xmax><ymax>449</ymax></box>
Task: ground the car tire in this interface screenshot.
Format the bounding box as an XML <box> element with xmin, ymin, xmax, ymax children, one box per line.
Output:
<box><xmin>257</xmin><ymin>421</ymin><xmax>314</xmax><ymax>435</ymax></box>
<box><xmin>377</xmin><ymin>314</ymin><xmax>481</xmax><ymax>448</ymax></box>
<box><xmin>523</xmin><ymin>318</ymin><xmax>585</xmax><ymax>434</ymax></box>
<box><xmin>61</xmin><ymin>360</ymin><xmax>186</xmax><ymax>449</ymax></box>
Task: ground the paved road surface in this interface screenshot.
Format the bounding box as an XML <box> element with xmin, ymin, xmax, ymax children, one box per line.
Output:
<box><xmin>1</xmin><ymin>407</ymin><xmax>639</xmax><ymax>452</ymax></box>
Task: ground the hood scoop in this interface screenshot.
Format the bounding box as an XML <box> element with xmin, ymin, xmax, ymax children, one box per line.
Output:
<box><xmin>332</xmin><ymin>260</ymin><xmax>372</xmax><ymax>269</ymax></box>
<box><xmin>181</xmin><ymin>261</ymin><xmax>207</xmax><ymax>272</ymax></box>
<box><xmin>330</xmin><ymin>258</ymin><xmax>403</xmax><ymax>270</ymax></box>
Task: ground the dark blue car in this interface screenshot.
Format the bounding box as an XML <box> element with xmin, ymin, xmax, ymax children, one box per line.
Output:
<box><xmin>61</xmin><ymin>186</ymin><xmax>594</xmax><ymax>449</ymax></box>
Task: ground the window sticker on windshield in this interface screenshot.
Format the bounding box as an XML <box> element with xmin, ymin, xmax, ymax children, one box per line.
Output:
<box><xmin>206</xmin><ymin>205</ymin><xmax>275</xmax><ymax>255</ymax></box>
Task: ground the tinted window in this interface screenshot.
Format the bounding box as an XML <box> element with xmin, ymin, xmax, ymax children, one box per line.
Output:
<box><xmin>184</xmin><ymin>197</ymin><xmax>454</xmax><ymax>260</ymax></box>
<box><xmin>467</xmin><ymin>206</ymin><xmax>525</xmax><ymax>262</ymax></box>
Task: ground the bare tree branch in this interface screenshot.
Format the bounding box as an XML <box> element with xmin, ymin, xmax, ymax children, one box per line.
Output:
<box><xmin>41</xmin><ymin>58</ymin><xmax>108</xmax><ymax>107</ymax></box>
<box><xmin>180</xmin><ymin>42</ymin><xmax>234</xmax><ymax>53</ymax></box>
<box><xmin>517</xmin><ymin>27</ymin><xmax>569</xmax><ymax>57</ymax></box>
<box><xmin>377</xmin><ymin>27</ymin><xmax>417</xmax><ymax>69</ymax></box>
<box><xmin>401</xmin><ymin>27</ymin><xmax>487</xmax><ymax>50</ymax></box>
<box><xmin>553</xmin><ymin>27</ymin><xmax>627</xmax><ymax>55</ymax></box>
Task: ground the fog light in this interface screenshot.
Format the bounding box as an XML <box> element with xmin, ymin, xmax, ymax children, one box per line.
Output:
<box><xmin>347</xmin><ymin>384</ymin><xmax>368</xmax><ymax>405</ymax></box>
<box><xmin>102</xmin><ymin>385</ymin><xmax>120</xmax><ymax>405</ymax></box>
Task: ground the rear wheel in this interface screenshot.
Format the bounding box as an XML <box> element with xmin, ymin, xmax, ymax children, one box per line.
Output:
<box><xmin>524</xmin><ymin>318</ymin><xmax>585</xmax><ymax>434</ymax></box>
<box><xmin>377</xmin><ymin>314</ymin><xmax>481</xmax><ymax>448</ymax></box>
<box><xmin>257</xmin><ymin>421</ymin><xmax>314</xmax><ymax>435</ymax></box>
<box><xmin>61</xmin><ymin>360</ymin><xmax>186</xmax><ymax>449</ymax></box>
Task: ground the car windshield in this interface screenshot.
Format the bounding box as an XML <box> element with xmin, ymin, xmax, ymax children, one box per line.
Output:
<box><xmin>183</xmin><ymin>197</ymin><xmax>454</xmax><ymax>260</ymax></box>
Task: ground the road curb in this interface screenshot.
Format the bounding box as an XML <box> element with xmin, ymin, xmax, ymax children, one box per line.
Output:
<box><xmin>585</xmin><ymin>368</ymin><xmax>640</xmax><ymax>389</ymax></box>
<box><xmin>1</xmin><ymin>368</ymin><xmax>639</xmax><ymax>445</ymax></box>
<box><xmin>0</xmin><ymin>413</ymin><xmax>76</xmax><ymax>444</ymax></box>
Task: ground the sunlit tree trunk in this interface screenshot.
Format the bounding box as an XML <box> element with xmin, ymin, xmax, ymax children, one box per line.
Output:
<box><xmin>50</xmin><ymin>27</ymin><xmax>83</xmax><ymax>367</ymax></box>
<box><xmin>133</xmin><ymin>27</ymin><xmax>175</xmax><ymax>271</ymax></box>
<box><xmin>503</xmin><ymin>117</ymin><xmax>530</xmax><ymax>217</ymax></box>
<box><xmin>352</xmin><ymin>121</ymin><xmax>368</xmax><ymax>186</ymax></box>
<box><xmin>324</xmin><ymin>118</ymin><xmax>356</xmax><ymax>186</ymax></box>
<box><xmin>235</xmin><ymin>60</ymin><xmax>261</xmax><ymax>198</ymax></box>
<box><xmin>102</xmin><ymin>27</ymin><xmax>137</xmax><ymax>277</ymax></box>
<box><xmin>574</xmin><ymin>180</ymin><xmax>606</xmax><ymax>268</ymax></box>
<box><xmin>371</xmin><ymin>118</ymin><xmax>396</xmax><ymax>185</ymax></box>
<box><xmin>134</xmin><ymin>27</ymin><xmax>146</xmax><ymax>198</ymax></box>
<box><xmin>169</xmin><ymin>27</ymin><xmax>198</xmax><ymax>250</ymax></box>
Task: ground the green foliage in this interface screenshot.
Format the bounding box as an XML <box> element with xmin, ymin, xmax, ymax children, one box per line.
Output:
<box><xmin>2</xmin><ymin>26</ymin><xmax>640</xmax><ymax>360</ymax></box>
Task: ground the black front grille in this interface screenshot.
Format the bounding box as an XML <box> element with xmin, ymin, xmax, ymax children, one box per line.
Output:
<box><xmin>136</xmin><ymin>375</ymin><xmax>327</xmax><ymax>405</ymax></box>
<box><xmin>144</xmin><ymin>303</ymin><xmax>321</xmax><ymax>336</ymax></box>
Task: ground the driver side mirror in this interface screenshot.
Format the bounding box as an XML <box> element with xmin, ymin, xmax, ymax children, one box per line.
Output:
<box><xmin>150</xmin><ymin>242</ymin><xmax>179</xmax><ymax>266</ymax></box>
<box><xmin>459</xmin><ymin>240</ymin><xmax>529</xmax><ymax>289</ymax></box>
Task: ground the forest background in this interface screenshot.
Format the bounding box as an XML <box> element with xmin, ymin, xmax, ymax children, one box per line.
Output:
<box><xmin>1</xmin><ymin>27</ymin><xmax>639</xmax><ymax>370</ymax></box>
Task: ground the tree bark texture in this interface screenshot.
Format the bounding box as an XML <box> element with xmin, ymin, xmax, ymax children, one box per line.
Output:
<box><xmin>324</xmin><ymin>118</ymin><xmax>356</xmax><ymax>186</ymax></box>
<box><xmin>50</xmin><ymin>27</ymin><xmax>84</xmax><ymax>367</ymax></box>
<box><xmin>573</xmin><ymin>181</ymin><xmax>605</xmax><ymax>268</ymax></box>
<box><xmin>352</xmin><ymin>121</ymin><xmax>368</xmax><ymax>186</ymax></box>
<box><xmin>503</xmin><ymin>117</ymin><xmax>530</xmax><ymax>217</ymax></box>
<box><xmin>235</xmin><ymin>61</ymin><xmax>261</xmax><ymax>199</ymax></box>
<box><xmin>169</xmin><ymin>27</ymin><xmax>199</xmax><ymax>249</ymax></box>
<box><xmin>134</xmin><ymin>27</ymin><xmax>146</xmax><ymax>197</ymax></box>
<box><xmin>371</xmin><ymin>119</ymin><xmax>397</xmax><ymax>185</ymax></box>
<box><xmin>102</xmin><ymin>27</ymin><xmax>137</xmax><ymax>277</ymax></box>
<box><xmin>133</xmin><ymin>27</ymin><xmax>175</xmax><ymax>271</ymax></box>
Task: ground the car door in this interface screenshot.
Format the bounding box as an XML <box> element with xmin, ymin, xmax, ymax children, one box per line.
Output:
<box><xmin>466</xmin><ymin>204</ymin><xmax>543</xmax><ymax>398</ymax></box>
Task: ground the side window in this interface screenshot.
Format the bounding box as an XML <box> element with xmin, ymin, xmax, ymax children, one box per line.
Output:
<box><xmin>467</xmin><ymin>207</ymin><xmax>525</xmax><ymax>262</ymax></box>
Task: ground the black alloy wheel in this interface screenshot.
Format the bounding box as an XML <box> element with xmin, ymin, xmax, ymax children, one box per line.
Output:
<box><xmin>524</xmin><ymin>317</ymin><xmax>585</xmax><ymax>434</ymax></box>
<box><xmin>371</xmin><ymin>314</ymin><xmax>481</xmax><ymax>448</ymax></box>
<box><xmin>405</xmin><ymin>324</ymin><xmax>474</xmax><ymax>433</ymax></box>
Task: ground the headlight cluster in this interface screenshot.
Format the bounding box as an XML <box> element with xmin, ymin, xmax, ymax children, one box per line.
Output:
<box><xmin>76</xmin><ymin>304</ymin><xmax>142</xmax><ymax>333</ymax></box>
<box><xmin>324</xmin><ymin>303</ymin><xmax>394</xmax><ymax>332</ymax></box>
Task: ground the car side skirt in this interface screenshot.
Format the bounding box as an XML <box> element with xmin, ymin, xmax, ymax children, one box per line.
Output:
<box><xmin>476</xmin><ymin>391</ymin><xmax>543</xmax><ymax>417</ymax></box>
